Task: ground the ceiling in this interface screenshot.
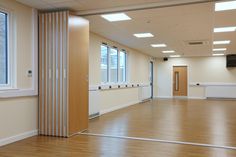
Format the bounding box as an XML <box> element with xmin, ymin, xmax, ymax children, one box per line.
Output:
<box><xmin>87</xmin><ymin>2</ymin><xmax>215</xmax><ymax>57</ymax></box>
<box><xmin>16</xmin><ymin>0</ymin><xmax>236</xmax><ymax>57</ymax></box>
<box><xmin>16</xmin><ymin>0</ymin><xmax>180</xmax><ymax>11</ymax></box>
<box><xmin>87</xmin><ymin>1</ymin><xmax>236</xmax><ymax>57</ymax></box>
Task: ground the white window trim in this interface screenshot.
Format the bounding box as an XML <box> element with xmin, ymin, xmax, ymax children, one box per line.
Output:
<box><xmin>0</xmin><ymin>8</ymin><xmax>38</xmax><ymax>98</ymax></box>
<box><xmin>0</xmin><ymin>9</ymin><xmax>14</xmax><ymax>89</ymax></box>
<box><xmin>119</xmin><ymin>50</ymin><xmax>128</xmax><ymax>83</ymax></box>
<box><xmin>101</xmin><ymin>44</ymin><xmax>109</xmax><ymax>84</ymax></box>
<box><xmin>108</xmin><ymin>47</ymin><xmax>119</xmax><ymax>83</ymax></box>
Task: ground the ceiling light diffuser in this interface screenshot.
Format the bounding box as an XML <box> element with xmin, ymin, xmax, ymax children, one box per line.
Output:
<box><xmin>162</xmin><ymin>50</ymin><xmax>175</xmax><ymax>53</ymax></box>
<box><xmin>215</xmin><ymin>1</ymin><xmax>236</xmax><ymax>11</ymax></box>
<box><xmin>170</xmin><ymin>55</ymin><xmax>180</xmax><ymax>58</ymax></box>
<box><xmin>151</xmin><ymin>44</ymin><xmax>167</xmax><ymax>47</ymax></box>
<box><xmin>213</xmin><ymin>48</ymin><xmax>227</xmax><ymax>51</ymax></box>
<box><xmin>213</xmin><ymin>53</ymin><xmax>224</xmax><ymax>56</ymax></box>
<box><xmin>214</xmin><ymin>26</ymin><xmax>236</xmax><ymax>33</ymax></box>
<box><xmin>133</xmin><ymin>33</ymin><xmax>154</xmax><ymax>38</ymax></box>
<box><xmin>101</xmin><ymin>13</ymin><xmax>131</xmax><ymax>22</ymax></box>
<box><xmin>213</xmin><ymin>40</ymin><xmax>231</xmax><ymax>45</ymax></box>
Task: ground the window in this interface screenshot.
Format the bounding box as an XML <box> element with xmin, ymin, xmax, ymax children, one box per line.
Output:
<box><xmin>100</xmin><ymin>44</ymin><xmax>128</xmax><ymax>83</ymax></box>
<box><xmin>109</xmin><ymin>47</ymin><xmax>118</xmax><ymax>82</ymax></box>
<box><xmin>101</xmin><ymin>45</ymin><xmax>108</xmax><ymax>83</ymax></box>
<box><xmin>0</xmin><ymin>11</ymin><xmax>8</xmax><ymax>86</ymax></box>
<box><xmin>119</xmin><ymin>50</ymin><xmax>127</xmax><ymax>82</ymax></box>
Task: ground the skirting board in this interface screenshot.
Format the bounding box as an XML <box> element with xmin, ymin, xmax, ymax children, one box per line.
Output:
<box><xmin>154</xmin><ymin>96</ymin><xmax>206</xmax><ymax>100</ymax></box>
<box><xmin>100</xmin><ymin>100</ymin><xmax>141</xmax><ymax>115</ymax></box>
<box><xmin>0</xmin><ymin>130</ymin><xmax>38</xmax><ymax>147</ymax></box>
<box><xmin>154</xmin><ymin>96</ymin><xmax>172</xmax><ymax>99</ymax></box>
<box><xmin>188</xmin><ymin>97</ymin><xmax>206</xmax><ymax>100</ymax></box>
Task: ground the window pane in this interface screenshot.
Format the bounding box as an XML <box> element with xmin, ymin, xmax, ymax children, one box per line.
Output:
<box><xmin>109</xmin><ymin>48</ymin><xmax>118</xmax><ymax>82</ymax></box>
<box><xmin>0</xmin><ymin>12</ymin><xmax>7</xmax><ymax>85</ymax></box>
<box><xmin>119</xmin><ymin>51</ymin><xmax>127</xmax><ymax>82</ymax></box>
<box><xmin>101</xmin><ymin>45</ymin><xmax>108</xmax><ymax>83</ymax></box>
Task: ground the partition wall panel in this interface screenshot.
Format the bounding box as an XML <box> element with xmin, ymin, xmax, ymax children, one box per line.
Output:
<box><xmin>39</xmin><ymin>11</ymin><xmax>89</xmax><ymax>137</ymax></box>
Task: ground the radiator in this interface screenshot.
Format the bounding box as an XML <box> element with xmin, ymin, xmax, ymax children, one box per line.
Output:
<box><xmin>139</xmin><ymin>85</ymin><xmax>151</xmax><ymax>101</ymax></box>
<box><xmin>206</xmin><ymin>86</ymin><xmax>236</xmax><ymax>98</ymax></box>
<box><xmin>89</xmin><ymin>89</ymin><xmax>100</xmax><ymax>118</ymax></box>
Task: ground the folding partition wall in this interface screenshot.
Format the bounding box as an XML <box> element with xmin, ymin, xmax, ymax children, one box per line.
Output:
<box><xmin>39</xmin><ymin>10</ymin><xmax>89</xmax><ymax>137</ymax></box>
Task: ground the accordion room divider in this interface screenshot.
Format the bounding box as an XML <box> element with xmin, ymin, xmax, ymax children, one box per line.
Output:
<box><xmin>39</xmin><ymin>10</ymin><xmax>89</xmax><ymax>137</ymax></box>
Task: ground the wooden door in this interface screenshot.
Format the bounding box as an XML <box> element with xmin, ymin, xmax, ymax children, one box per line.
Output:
<box><xmin>173</xmin><ymin>66</ymin><xmax>187</xmax><ymax>96</ymax></box>
<box><xmin>68</xmin><ymin>15</ymin><xmax>89</xmax><ymax>135</ymax></box>
<box><xmin>39</xmin><ymin>11</ymin><xmax>89</xmax><ymax>137</ymax></box>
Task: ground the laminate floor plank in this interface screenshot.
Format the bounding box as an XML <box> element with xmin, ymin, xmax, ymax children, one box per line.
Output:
<box><xmin>0</xmin><ymin>135</ymin><xmax>236</xmax><ymax>157</ymax></box>
<box><xmin>86</xmin><ymin>99</ymin><xmax>236</xmax><ymax>147</ymax></box>
<box><xmin>1</xmin><ymin>99</ymin><xmax>236</xmax><ymax>156</ymax></box>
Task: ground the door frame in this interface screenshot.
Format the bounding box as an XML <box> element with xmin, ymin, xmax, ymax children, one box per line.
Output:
<box><xmin>150</xmin><ymin>61</ymin><xmax>154</xmax><ymax>99</ymax></box>
<box><xmin>171</xmin><ymin>65</ymin><xmax>189</xmax><ymax>98</ymax></box>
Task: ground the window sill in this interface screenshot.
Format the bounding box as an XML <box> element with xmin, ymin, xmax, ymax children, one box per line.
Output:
<box><xmin>89</xmin><ymin>83</ymin><xmax>150</xmax><ymax>91</ymax></box>
<box><xmin>101</xmin><ymin>82</ymin><xmax>128</xmax><ymax>85</ymax></box>
<box><xmin>0</xmin><ymin>88</ymin><xmax>18</xmax><ymax>91</ymax></box>
<box><xmin>0</xmin><ymin>88</ymin><xmax>38</xmax><ymax>98</ymax></box>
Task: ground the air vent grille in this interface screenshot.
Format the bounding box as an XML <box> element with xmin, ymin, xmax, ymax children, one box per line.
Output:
<box><xmin>188</xmin><ymin>41</ymin><xmax>204</xmax><ymax>45</ymax></box>
<box><xmin>184</xmin><ymin>40</ymin><xmax>209</xmax><ymax>46</ymax></box>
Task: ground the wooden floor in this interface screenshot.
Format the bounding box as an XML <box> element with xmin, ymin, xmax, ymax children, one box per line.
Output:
<box><xmin>86</xmin><ymin>99</ymin><xmax>236</xmax><ymax>147</ymax></box>
<box><xmin>1</xmin><ymin>99</ymin><xmax>236</xmax><ymax>157</ymax></box>
<box><xmin>1</xmin><ymin>135</ymin><xmax>236</xmax><ymax>157</ymax></box>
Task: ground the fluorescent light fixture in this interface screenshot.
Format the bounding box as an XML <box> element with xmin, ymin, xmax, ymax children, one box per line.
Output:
<box><xmin>215</xmin><ymin>1</ymin><xmax>236</xmax><ymax>11</ymax></box>
<box><xmin>213</xmin><ymin>40</ymin><xmax>231</xmax><ymax>45</ymax></box>
<box><xmin>213</xmin><ymin>48</ymin><xmax>227</xmax><ymax>51</ymax></box>
<box><xmin>170</xmin><ymin>55</ymin><xmax>181</xmax><ymax>58</ymax></box>
<box><xmin>133</xmin><ymin>33</ymin><xmax>154</xmax><ymax>38</ymax></box>
<box><xmin>162</xmin><ymin>50</ymin><xmax>175</xmax><ymax>53</ymax></box>
<box><xmin>213</xmin><ymin>53</ymin><xmax>224</xmax><ymax>56</ymax></box>
<box><xmin>151</xmin><ymin>44</ymin><xmax>167</xmax><ymax>47</ymax></box>
<box><xmin>101</xmin><ymin>13</ymin><xmax>131</xmax><ymax>22</ymax></box>
<box><xmin>214</xmin><ymin>26</ymin><xmax>236</xmax><ymax>33</ymax></box>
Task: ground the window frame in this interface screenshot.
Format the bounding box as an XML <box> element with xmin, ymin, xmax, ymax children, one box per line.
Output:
<box><xmin>109</xmin><ymin>46</ymin><xmax>119</xmax><ymax>83</ymax></box>
<box><xmin>0</xmin><ymin>10</ymin><xmax>11</xmax><ymax>89</ymax></box>
<box><xmin>100</xmin><ymin>44</ymin><xmax>109</xmax><ymax>83</ymax></box>
<box><xmin>119</xmin><ymin>50</ymin><xmax>127</xmax><ymax>83</ymax></box>
<box><xmin>100</xmin><ymin>43</ymin><xmax>128</xmax><ymax>84</ymax></box>
<box><xmin>0</xmin><ymin>8</ymin><xmax>38</xmax><ymax>98</ymax></box>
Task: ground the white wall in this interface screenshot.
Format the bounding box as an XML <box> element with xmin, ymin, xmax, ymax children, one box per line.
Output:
<box><xmin>0</xmin><ymin>0</ymin><xmax>38</xmax><ymax>144</ymax></box>
<box><xmin>0</xmin><ymin>97</ymin><xmax>37</xmax><ymax>139</ymax></box>
<box><xmin>89</xmin><ymin>32</ymin><xmax>153</xmax><ymax>112</ymax></box>
<box><xmin>156</xmin><ymin>56</ymin><xmax>236</xmax><ymax>98</ymax></box>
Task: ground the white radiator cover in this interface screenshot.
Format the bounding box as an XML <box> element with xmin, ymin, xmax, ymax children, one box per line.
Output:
<box><xmin>139</xmin><ymin>85</ymin><xmax>151</xmax><ymax>101</ymax></box>
<box><xmin>206</xmin><ymin>86</ymin><xmax>236</xmax><ymax>98</ymax></box>
<box><xmin>89</xmin><ymin>90</ymin><xmax>100</xmax><ymax>117</ymax></box>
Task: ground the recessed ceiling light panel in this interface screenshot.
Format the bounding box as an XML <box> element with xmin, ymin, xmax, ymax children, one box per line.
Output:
<box><xmin>213</xmin><ymin>48</ymin><xmax>227</xmax><ymax>51</ymax></box>
<box><xmin>213</xmin><ymin>53</ymin><xmax>224</xmax><ymax>56</ymax></box>
<box><xmin>162</xmin><ymin>50</ymin><xmax>175</xmax><ymax>53</ymax></box>
<box><xmin>213</xmin><ymin>40</ymin><xmax>231</xmax><ymax>45</ymax></box>
<box><xmin>133</xmin><ymin>33</ymin><xmax>154</xmax><ymax>38</ymax></box>
<box><xmin>151</xmin><ymin>44</ymin><xmax>167</xmax><ymax>47</ymax></box>
<box><xmin>101</xmin><ymin>13</ymin><xmax>131</xmax><ymax>22</ymax></box>
<box><xmin>170</xmin><ymin>55</ymin><xmax>181</xmax><ymax>58</ymax></box>
<box><xmin>215</xmin><ymin>1</ymin><xmax>236</xmax><ymax>11</ymax></box>
<box><xmin>214</xmin><ymin>26</ymin><xmax>236</xmax><ymax>33</ymax></box>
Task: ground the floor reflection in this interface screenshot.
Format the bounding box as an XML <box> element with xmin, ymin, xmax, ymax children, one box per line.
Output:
<box><xmin>87</xmin><ymin>99</ymin><xmax>236</xmax><ymax>147</ymax></box>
